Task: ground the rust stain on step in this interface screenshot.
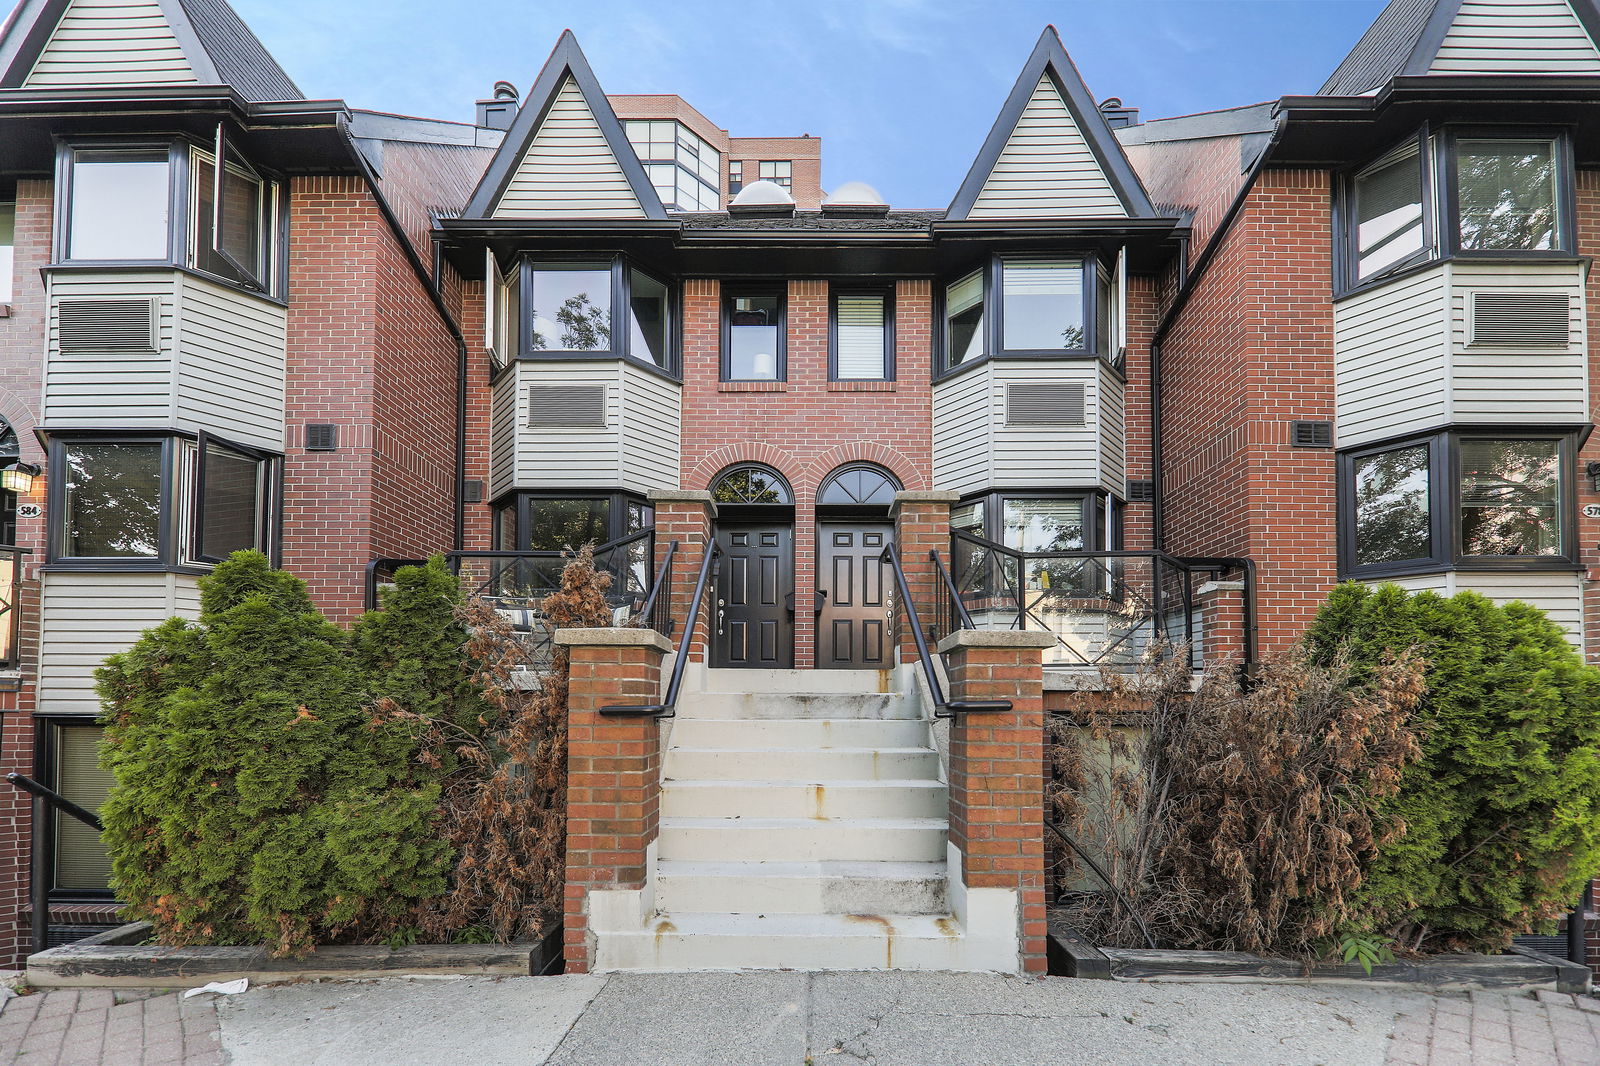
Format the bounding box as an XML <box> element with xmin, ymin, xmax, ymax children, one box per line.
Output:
<box><xmin>846</xmin><ymin>913</ymin><xmax>897</xmax><ymax>968</ymax></box>
<box><xmin>812</xmin><ymin>784</ymin><xmax>827</xmax><ymax>820</ymax></box>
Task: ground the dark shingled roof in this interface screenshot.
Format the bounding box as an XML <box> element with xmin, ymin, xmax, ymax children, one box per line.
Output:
<box><xmin>178</xmin><ymin>0</ymin><xmax>302</xmax><ymax>101</ymax></box>
<box><xmin>1321</xmin><ymin>0</ymin><xmax>1437</xmax><ymax>96</ymax></box>
<box><xmin>675</xmin><ymin>209</ymin><xmax>946</xmax><ymax>232</ymax></box>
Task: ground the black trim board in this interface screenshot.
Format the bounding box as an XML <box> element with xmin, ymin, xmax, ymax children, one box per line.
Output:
<box><xmin>946</xmin><ymin>26</ymin><xmax>1156</xmax><ymax>222</ymax></box>
<box><xmin>461</xmin><ymin>30</ymin><xmax>666</xmax><ymax>222</ymax></box>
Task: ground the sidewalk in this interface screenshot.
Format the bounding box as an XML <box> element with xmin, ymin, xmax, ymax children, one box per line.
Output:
<box><xmin>3</xmin><ymin>970</ymin><xmax>1598</xmax><ymax>1065</ymax></box>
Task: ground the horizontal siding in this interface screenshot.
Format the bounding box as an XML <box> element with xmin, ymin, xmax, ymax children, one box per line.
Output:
<box><xmin>618</xmin><ymin>361</ymin><xmax>681</xmax><ymax>494</ymax></box>
<box><xmin>1097</xmin><ymin>362</ymin><xmax>1126</xmax><ymax>496</ymax></box>
<box><xmin>494</xmin><ymin>76</ymin><xmax>646</xmax><ymax>220</ymax></box>
<box><xmin>932</xmin><ymin>363</ymin><xmax>993</xmax><ymax>494</ymax></box>
<box><xmin>1449</xmin><ymin>261</ymin><xmax>1588</xmax><ymax>424</ymax></box>
<box><xmin>38</xmin><ymin>571</ymin><xmax>201</xmax><ymax>715</ymax></box>
<box><xmin>968</xmin><ymin>74</ymin><xmax>1126</xmax><ymax>220</ymax></box>
<box><xmin>488</xmin><ymin>370</ymin><xmax>518</xmax><ymax>500</ymax></box>
<box><xmin>513</xmin><ymin>361</ymin><xmax>622</xmax><ymax>487</ymax></box>
<box><xmin>44</xmin><ymin>271</ymin><xmax>177</xmax><ymax>425</ymax></box>
<box><xmin>1364</xmin><ymin>569</ymin><xmax>1583</xmax><ymax>648</ymax></box>
<box><xmin>1334</xmin><ymin>265</ymin><xmax>1450</xmax><ymax>448</ymax></box>
<box><xmin>174</xmin><ymin>275</ymin><xmax>288</xmax><ymax>450</ymax></box>
<box><xmin>25</xmin><ymin>0</ymin><xmax>196</xmax><ymax>87</ymax></box>
<box><xmin>1431</xmin><ymin>0</ymin><xmax>1600</xmax><ymax>74</ymax></box>
<box><xmin>991</xmin><ymin>363</ymin><xmax>1102</xmax><ymax>486</ymax></box>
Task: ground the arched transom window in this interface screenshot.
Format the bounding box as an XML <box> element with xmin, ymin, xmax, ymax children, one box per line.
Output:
<box><xmin>710</xmin><ymin>463</ymin><xmax>792</xmax><ymax>505</ymax></box>
<box><xmin>817</xmin><ymin>463</ymin><xmax>901</xmax><ymax>508</ymax></box>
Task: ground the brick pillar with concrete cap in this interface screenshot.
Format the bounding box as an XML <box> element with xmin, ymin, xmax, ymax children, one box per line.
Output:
<box><xmin>650</xmin><ymin>490</ymin><xmax>716</xmax><ymax>662</ymax></box>
<box><xmin>1195</xmin><ymin>578</ymin><xmax>1247</xmax><ymax>668</ymax></box>
<box><xmin>938</xmin><ymin>628</ymin><xmax>1058</xmax><ymax>975</ymax></box>
<box><xmin>556</xmin><ymin>626</ymin><xmax>672</xmax><ymax>974</ymax></box>
<box><xmin>893</xmin><ymin>490</ymin><xmax>958</xmax><ymax>661</ymax></box>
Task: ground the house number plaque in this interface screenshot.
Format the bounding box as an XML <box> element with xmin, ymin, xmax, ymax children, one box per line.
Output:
<box><xmin>16</xmin><ymin>504</ymin><xmax>40</xmax><ymax>519</ymax></box>
<box><xmin>1585</xmin><ymin>505</ymin><xmax>1600</xmax><ymax>520</ymax></box>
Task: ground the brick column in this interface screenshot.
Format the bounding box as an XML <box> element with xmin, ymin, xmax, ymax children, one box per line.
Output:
<box><xmin>938</xmin><ymin>629</ymin><xmax>1056</xmax><ymax>975</ymax></box>
<box><xmin>650</xmin><ymin>490</ymin><xmax>715</xmax><ymax>663</ymax></box>
<box><xmin>1195</xmin><ymin>578</ymin><xmax>1246</xmax><ymax>669</ymax></box>
<box><xmin>892</xmin><ymin>491</ymin><xmax>957</xmax><ymax>661</ymax></box>
<box><xmin>556</xmin><ymin>627</ymin><xmax>670</xmax><ymax>974</ymax></box>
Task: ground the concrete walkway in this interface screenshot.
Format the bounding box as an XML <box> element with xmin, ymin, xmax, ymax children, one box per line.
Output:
<box><xmin>3</xmin><ymin>971</ymin><xmax>1598</xmax><ymax>1065</ymax></box>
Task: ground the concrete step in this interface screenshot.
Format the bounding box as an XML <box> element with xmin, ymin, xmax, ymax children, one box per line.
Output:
<box><xmin>593</xmin><ymin>911</ymin><xmax>1000</xmax><ymax>972</ymax></box>
<box><xmin>700</xmin><ymin>668</ymin><xmax>890</xmax><ymax>695</ymax></box>
<box><xmin>663</xmin><ymin>747</ymin><xmax>940</xmax><ymax>783</ymax></box>
<box><xmin>668</xmin><ymin>717</ymin><xmax>930</xmax><ymax>750</ymax></box>
<box><xmin>654</xmin><ymin>860</ymin><xmax>949</xmax><ymax>916</ymax></box>
<box><xmin>660</xmin><ymin>779</ymin><xmax>947</xmax><ymax>820</ymax></box>
<box><xmin>680</xmin><ymin>692</ymin><xmax>912</xmax><ymax>720</ymax></box>
<box><xmin>657</xmin><ymin>816</ymin><xmax>947</xmax><ymax>863</ymax></box>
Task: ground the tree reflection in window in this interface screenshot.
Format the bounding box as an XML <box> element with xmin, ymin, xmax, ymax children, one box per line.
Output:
<box><xmin>818</xmin><ymin>464</ymin><xmax>900</xmax><ymax>507</ymax></box>
<box><xmin>528</xmin><ymin>265</ymin><xmax>612</xmax><ymax>352</ymax></box>
<box><xmin>1456</xmin><ymin>139</ymin><xmax>1557</xmax><ymax>251</ymax></box>
<box><xmin>1459</xmin><ymin>439</ymin><xmax>1561</xmax><ymax>557</ymax></box>
<box><xmin>1353</xmin><ymin>444</ymin><xmax>1431</xmax><ymax>566</ymax></box>
<box><xmin>711</xmin><ymin>464</ymin><xmax>791</xmax><ymax>504</ymax></box>
<box><xmin>63</xmin><ymin>442</ymin><xmax>162</xmax><ymax>558</ymax></box>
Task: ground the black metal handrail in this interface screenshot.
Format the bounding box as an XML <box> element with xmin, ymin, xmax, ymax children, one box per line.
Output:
<box><xmin>7</xmin><ymin>772</ymin><xmax>104</xmax><ymax>956</ymax></box>
<box><xmin>637</xmin><ymin>540</ymin><xmax>677</xmax><ymax>637</ymax></box>
<box><xmin>880</xmin><ymin>542</ymin><xmax>1011</xmax><ymax>719</ymax></box>
<box><xmin>600</xmin><ymin>541</ymin><xmax>720</xmax><ymax>719</ymax></box>
<box><xmin>931</xmin><ymin>546</ymin><xmax>974</xmax><ymax>637</ymax></box>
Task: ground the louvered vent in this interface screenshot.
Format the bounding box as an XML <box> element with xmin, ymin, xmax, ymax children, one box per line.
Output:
<box><xmin>1291</xmin><ymin>420</ymin><xmax>1333</xmax><ymax>448</ymax></box>
<box><xmin>1470</xmin><ymin>292</ymin><xmax>1570</xmax><ymax>348</ymax></box>
<box><xmin>1005</xmin><ymin>382</ymin><xmax>1085</xmax><ymax>425</ymax></box>
<box><xmin>529</xmin><ymin>385</ymin><xmax>607</xmax><ymax>428</ymax></box>
<box><xmin>1125</xmin><ymin>479</ymin><xmax>1154</xmax><ymax>503</ymax></box>
<box><xmin>57</xmin><ymin>298</ymin><xmax>157</xmax><ymax>353</ymax></box>
<box><xmin>304</xmin><ymin>424</ymin><xmax>338</xmax><ymax>452</ymax></box>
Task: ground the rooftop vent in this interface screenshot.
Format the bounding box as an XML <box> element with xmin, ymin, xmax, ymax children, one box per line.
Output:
<box><xmin>728</xmin><ymin>179</ymin><xmax>796</xmax><ymax>218</ymax></box>
<box><xmin>476</xmin><ymin>81</ymin><xmax>519</xmax><ymax>131</ymax></box>
<box><xmin>1099</xmin><ymin>96</ymin><xmax>1140</xmax><ymax>130</ymax></box>
<box><xmin>821</xmin><ymin>180</ymin><xmax>889</xmax><ymax>218</ymax></box>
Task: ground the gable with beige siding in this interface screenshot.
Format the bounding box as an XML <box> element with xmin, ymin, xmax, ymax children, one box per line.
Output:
<box><xmin>966</xmin><ymin>74</ymin><xmax>1126</xmax><ymax>220</ymax></box>
<box><xmin>493</xmin><ymin>76</ymin><xmax>647</xmax><ymax>220</ymax></box>
<box><xmin>25</xmin><ymin>0</ymin><xmax>196</xmax><ymax>88</ymax></box>
<box><xmin>1430</xmin><ymin>0</ymin><xmax>1600</xmax><ymax>75</ymax></box>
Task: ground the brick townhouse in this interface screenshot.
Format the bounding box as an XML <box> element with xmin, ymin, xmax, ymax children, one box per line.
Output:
<box><xmin>0</xmin><ymin>0</ymin><xmax>1596</xmax><ymax>973</ymax></box>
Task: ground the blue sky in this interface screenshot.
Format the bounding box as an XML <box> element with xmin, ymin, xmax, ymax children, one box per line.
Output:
<box><xmin>233</xmin><ymin>0</ymin><xmax>1388</xmax><ymax>208</ymax></box>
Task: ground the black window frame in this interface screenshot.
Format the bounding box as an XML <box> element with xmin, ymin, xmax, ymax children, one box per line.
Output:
<box><xmin>490</xmin><ymin>489</ymin><xmax>653</xmax><ymax>552</ymax></box>
<box><xmin>46</xmin><ymin>430</ymin><xmax>282</xmax><ymax>572</ymax></box>
<box><xmin>828</xmin><ymin>286</ymin><xmax>896</xmax><ymax>382</ymax></box>
<box><xmin>186</xmin><ymin>431</ymin><xmax>280</xmax><ymax>565</ymax></box>
<box><xmin>186</xmin><ymin>133</ymin><xmax>276</xmax><ymax>293</ymax></box>
<box><xmin>1336</xmin><ymin>427</ymin><xmax>1580</xmax><ymax>579</ymax></box>
<box><xmin>1440</xmin><ymin>126</ymin><xmax>1575</xmax><ymax>260</ymax></box>
<box><xmin>720</xmin><ymin>284</ymin><xmax>787</xmax><ymax>383</ymax></box>
<box><xmin>52</xmin><ymin>135</ymin><xmax>287</xmax><ymax>300</ymax></box>
<box><xmin>501</xmin><ymin>252</ymin><xmax>679</xmax><ymax>379</ymax></box>
<box><xmin>1335</xmin><ymin>127</ymin><xmax>1437</xmax><ymax>293</ymax></box>
<box><xmin>955</xmin><ymin>489</ymin><xmax>1108</xmax><ymax>553</ymax></box>
<box><xmin>36</xmin><ymin>716</ymin><xmax>116</xmax><ymax>904</ymax></box>
<box><xmin>936</xmin><ymin>252</ymin><xmax>1113</xmax><ymax>376</ymax></box>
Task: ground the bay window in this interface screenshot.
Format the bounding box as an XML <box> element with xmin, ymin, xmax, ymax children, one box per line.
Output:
<box><xmin>1002</xmin><ymin>259</ymin><xmax>1085</xmax><ymax>352</ymax></box>
<box><xmin>491</xmin><ymin>254</ymin><xmax>674</xmax><ymax>373</ymax></box>
<box><xmin>1454</xmin><ymin>138</ymin><xmax>1560</xmax><ymax>252</ymax></box>
<box><xmin>65</xmin><ymin>147</ymin><xmax>171</xmax><ymax>261</ymax></box>
<box><xmin>49</xmin><ymin>433</ymin><xmax>279</xmax><ymax>568</ymax></box>
<box><xmin>943</xmin><ymin>272</ymin><xmax>984</xmax><ymax>367</ymax></box>
<box><xmin>940</xmin><ymin>254</ymin><xmax>1116</xmax><ymax>372</ymax></box>
<box><xmin>1338</xmin><ymin>430</ymin><xmax>1575</xmax><ymax>577</ymax></box>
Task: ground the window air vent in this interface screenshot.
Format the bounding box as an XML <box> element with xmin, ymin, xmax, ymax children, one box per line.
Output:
<box><xmin>462</xmin><ymin>479</ymin><xmax>485</xmax><ymax>504</ymax></box>
<box><xmin>1469</xmin><ymin>292</ymin><xmax>1570</xmax><ymax>348</ymax></box>
<box><xmin>1291</xmin><ymin>420</ymin><xmax>1334</xmax><ymax>448</ymax></box>
<box><xmin>529</xmin><ymin>385</ymin><xmax>607</xmax><ymax>428</ymax></box>
<box><xmin>1125</xmin><ymin>479</ymin><xmax>1154</xmax><ymax>503</ymax></box>
<box><xmin>1005</xmin><ymin>382</ymin><xmax>1085</xmax><ymax>426</ymax></box>
<box><xmin>57</xmin><ymin>298</ymin><xmax>157</xmax><ymax>353</ymax></box>
<box><xmin>304</xmin><ymin>424</ymin><xmax>338</xmax><ymax>451</ymax></box>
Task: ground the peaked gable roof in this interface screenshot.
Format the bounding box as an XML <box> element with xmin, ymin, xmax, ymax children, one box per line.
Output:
<box><xmin>0</xmin><ymin>0</ymin><xmax>300</xmax><ymax>100</ymax></box>
<box><xmin>946</xmin><ymin>26</ymin><xmax>1156</xmax><ymax>223</ymax></box>
<box><xmin>461</xmin><ymin>31</ymin><xmax>666</xmax><ymax>222</ymax></box>
<box><xmin>1321</xmin><ymin>0</ymin><xmax>1600</xmax><ymax>95</ymax></box>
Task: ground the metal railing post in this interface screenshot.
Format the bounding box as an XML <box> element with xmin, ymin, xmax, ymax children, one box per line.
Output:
<box><xmin>30</xmin><ymin>792</ymin><xmax>48</xmax><ymax>955</ymax></box>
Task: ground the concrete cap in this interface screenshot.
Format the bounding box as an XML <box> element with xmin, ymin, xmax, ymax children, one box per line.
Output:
<box><xmin>894</xmin><ymin>490</ymin><xmax>961</xmax><ymax>504</ymax></box>
<box><xmin>936</xmin><ymin>629</ymin><xmax>1059</xmax><ymax>653</ymax></box>
<box><xmin>553</xmin><ymin>627</ymin><xmax>674</xmax><ymax>652</ymax></box>
<box><xmin>649</xmin><ymin>489</ymin><xmax>716</xmax><ymax>505</ymax></box>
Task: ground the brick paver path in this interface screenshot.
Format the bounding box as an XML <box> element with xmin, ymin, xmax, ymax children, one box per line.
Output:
<box><xmin>1387</xmin><ymin>990</ymin><xmax>1600</xmax><ymax>1065</ymax></box>
<box><xmin>1</xmin><ymin>987</ymin><xmax>222</xmax><ymax>1065</ymax></box>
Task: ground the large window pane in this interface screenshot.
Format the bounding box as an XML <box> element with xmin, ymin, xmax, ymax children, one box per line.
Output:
<box><xmin>198</xmin><ymin>443</ymin><xmax>263</xmax><ymax>559</ymax></box>
<box><xmin>945</xmin><ymin>272</ymin><xmax>984</xmax><ymax>366</ymax></box>
<box><xmin>1002</xmin><ymin>259</ymin><xmax>1085</xmax><ymax>351</ymax></box>
<box><xmin>1004</xmin><ymin>497</ymin><xmax>1085</xmax><ymax>592</ymax></box>
<box><xmin>1456</xmin><ymin>139</ymin><xmax>1557</xmax><ymax>251</ymax></box>
<box><xmin>1353</xmin><ymin>444</ymin><xmax>1431</xmax><ymax>567</ymax></box>
<box><xmin>62</xmin><ymin>442</ymin><xmax>162</xmax><ymax>558</ymax></box>
<box><xmin>528</xmin><ymin>265</ymin><xmax>612</xmax><ymax>352</ymax></box>
<box><xmin>0</xmin><ymin>202</ymin><xmax>13</xmax><ymax>303</ymax></box>
<box><xmin>53</xmin><ymin>725</ymin><xmax>113</xmax><ymax>894</ymax></box>
<box><xmin>69</xmin><ymin>150</ymin><xmax>170</xmax><ymax>260</ymax></box>
<box><xmin>628</xmin><ymin>269</ymin><xmax>669</xmax><ymax>367</ymax></box>
<box><xmin>527</xmin><ymin>497</ymin><xmax>610</xmax><ymax>551</ymax></box>
<box><xmin>1354</xmin><ymin>143</ymin><xmax>1425</xmax><ymax>279</ymax></box>
<box><xmin>726</xmin><ymin>293</ymin><xmax>781</xmax><ymax>380</ymax></box>
<box><xmin>834</xmin><ymin>294</ymin><xmax>888</xmax><ymax>379</ymax></box>
<box><xmin>1459</xmin><ymin>439</ymin><xmax>1562</xmax><ymax>556</ymax></box>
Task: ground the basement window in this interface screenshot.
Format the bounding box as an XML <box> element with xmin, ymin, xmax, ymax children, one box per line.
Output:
<box><xmin>45</xmin><ymin>722</ymin><xmax>114</xmax><ymax>900</ymax></box>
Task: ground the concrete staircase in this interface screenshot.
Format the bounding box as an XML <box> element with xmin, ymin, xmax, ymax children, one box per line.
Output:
<box><xmin>589</xmin><ymin>668</ymin><xmax>1019</xmax><ymax>972</ymax></box>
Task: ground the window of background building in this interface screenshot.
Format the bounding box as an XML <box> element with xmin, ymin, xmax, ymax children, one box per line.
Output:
<box><xmin>0</xmin><ymin>201</ymin><xmax>13</xmax><ymax>304</ymax></box>
<box><xmin>728</xmin><ymin>160</ymin><xmax>744</xmax><ymax>194</ymax></box>
<box><xmin>626</xmin><ymin>120</ymin><xmax>720</xmax><ymax>211</ymax></box>
<box><xmin>758</xmin><ymin>160</ymin><xmax>792</xmax><ymax>188</ymax></box>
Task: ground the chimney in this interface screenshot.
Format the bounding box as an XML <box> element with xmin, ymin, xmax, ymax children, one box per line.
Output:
<box><xmin>476</xmin><ymin>81</ymin><xmax>519</xmax><ymax>131</ymax></box>
<box><xmin>1098</xmin><ymin>97</ymin><xmax>1139</xmax><ymax>130</ymax></box>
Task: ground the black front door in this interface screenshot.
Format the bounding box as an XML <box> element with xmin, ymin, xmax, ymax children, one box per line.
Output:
<box><xmin>713</xmin><ymin>524</ymin><xmax>794</xmax><ymax>668</ymax></box>
<box><xmin>817</xmin><ymin>523</ymin><xmax>892</xmax><ymax>669</ymax></box>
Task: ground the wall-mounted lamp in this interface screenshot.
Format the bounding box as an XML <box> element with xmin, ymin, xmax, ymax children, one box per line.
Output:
<box><xmin>1</xmin><ymin>462</ymin><xmax>40</xmax><ymax>494</ymax></box>
<box><xmin>1588</xmin><ymin>461</ymin><xmax>1600</xmax><ymax>494</ymax></box>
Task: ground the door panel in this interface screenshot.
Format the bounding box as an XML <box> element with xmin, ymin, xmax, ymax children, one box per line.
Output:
<box><xmin>818</xmin><ymin>523</ymin><xmax>893</xmax><ymax>669</ymax></box>
<box><xmin>714</xmin><ymin>524</ymin><xmax>793</xmax><ymax>668</ymax></box>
